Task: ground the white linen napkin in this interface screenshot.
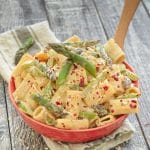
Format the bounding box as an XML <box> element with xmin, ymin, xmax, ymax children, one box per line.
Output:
<box><xmin>0</xmin><ymin>21</ymin><xmax>134</xmax><ymax>150</ymax></box>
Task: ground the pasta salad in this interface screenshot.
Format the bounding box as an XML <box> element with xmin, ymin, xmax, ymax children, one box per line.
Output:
<box><xmin>12</xmin><ymin>35</ymin><xmax>140</xmax><ymax>130</ymax></box>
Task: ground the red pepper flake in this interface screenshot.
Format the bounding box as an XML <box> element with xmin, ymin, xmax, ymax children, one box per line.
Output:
<box><xmin>131</xmin><ymin>100</ymin><xmax>137</xmax><ymax>103</ymax></box>
<box><xmin>71</xmin><ymin>70</ymin><xmax>75</xmax><ymax>74</ymax></box>
<box><xmin>79</xmin><ymin>77</ymin><xmax>85</xmax><ymax>87</ymax></box>
<box><xmin>111</xmin><ymin>109</ymin><xmax>114</xmax><ymax>113</ymax></box>
<box><xmin>103</xmin><ymin>85</ymin><xmax>109</xmax><ymax>91</ymax></box>
<box><xmin>96</xmin><ymin>91</ymin><xmax>99</xmax><ymax>95</ymax></box>
<box><xmin>73</xmin><ymin>64</ymin><xmax>78</xmax><ymax>69</ymax></box>
<box><xmin>130</xmin><ymin>103</ymin><xmax>137</xmax><ymax>109</ymax></box>
<box><xmin>73</xmin><ymin>113</ymin><xmax>77</xmax><ymax>116</ymax></box>
<box><xmin>112</xmin><ymin>75</ymin><xmax>119</xmax><ymax>81</ymax></box>
<box><xmin>96</xmin><ymin>66</ymin><xmax>100</xmax><ymax>72</ymax></box>
<box><xmin>56</xmin><ymin>101</ymin><xmax>62</xmax><ymax>105</ymax></box>
<box><xmin>66</xmin><ymin>102</ymin><xmax>69</xmax><ymax>106</ymax></box>
<box><xmin>40</xmin><ymin>86</ymin><xmax>43</xmax><ymax>90</ymax></box>
<box><xmin>62</xmin><ymin>123</ymin><xmax>65</xmax><ymax>128</ymax></box>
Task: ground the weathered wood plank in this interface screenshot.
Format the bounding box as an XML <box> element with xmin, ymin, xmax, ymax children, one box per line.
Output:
<box><xmin>93</xmin><ymin>0</ymin><xmax>150</xmax><ymax>149</ymax></box>
<box><xmin>0</xmin><ymin>77</ymin><xmax>11</xmax><ymax>150</ymax></box>
<box><xmin>0</xmin><ymin>0</ymin><xmax>47</xmax><ymax>33</ymax></box>
<box><xmin>142</xmin><ymin>0</ymin><xmax>150</xmax><ymax>17</ymax></box>
<box><xmin>44</xmin><ymin>0</ymin><xmax>107</xmax><ymax>42</ymax></box>
<box><xmin>0</xmin><ymin>0</ymin><xmax>49</xmax><ymax>149</ymax></box>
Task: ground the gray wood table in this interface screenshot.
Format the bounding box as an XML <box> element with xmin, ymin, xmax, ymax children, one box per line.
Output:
<box><xmin>0</xmin><ymin>0</ymin><xmax>150</xmax><ymax>149</ymax></box>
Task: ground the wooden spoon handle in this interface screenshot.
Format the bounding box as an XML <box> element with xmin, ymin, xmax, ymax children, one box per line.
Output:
<box><xmin>114</xmin><ymin>0</ymin><xmax>140</xmax><ymax>49</ymax></box>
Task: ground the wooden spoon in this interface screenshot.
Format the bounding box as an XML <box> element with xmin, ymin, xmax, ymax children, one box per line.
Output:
<box><xmin>114</xmin><ymin>0</ymin><xmax>140</xmax><ymax>49</ymax></box>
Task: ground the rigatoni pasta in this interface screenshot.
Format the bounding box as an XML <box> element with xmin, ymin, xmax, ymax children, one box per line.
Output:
<box><xmin>12</xmin><ymin>35</ymin><xmax>140</xmax><ymax>130</ymax></box>
<box><xmin>33</xmin><ymin>106</ymin><xmax>47</xmax><ymax>123</ymax></box>
<box><xmin>104</xmin><ymin>39</ymin><xmax>125</xmax><ymax>63</ymax></box>
<box><xmin>109</xmin><ymin>98</ymin><xmax>138</xmax><ymax>115</ymax></box>
<box><xmin>56</xmin><ymin>118</ymin><xmax>89</xmax><ymax>129</ymax></box>
<box><xmin>96</xmin><ymin>115</ymin><xmax>115</xmax><ymax>126</ymax></box>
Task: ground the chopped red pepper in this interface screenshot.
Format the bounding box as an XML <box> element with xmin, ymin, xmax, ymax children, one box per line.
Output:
<box><xmin>79</xmin><ymin>77</ymin><xmax>85</xmax><ymax>87</ymax></box>
<box><xmin>103</xmin><ymin>85</ymin><xmax>109</xmax><ymax>91</ymax></box>
<box><xmin>73</xmin><ymin>64</ymin><xmax>78</xmax><ymax>69</ymax></box>
<box><xmin>112</xmin><ymin>74</ymin><xmax>119</xmax><ymax>81</ymax></box>
<box><xmin>73</xmin><ymin>113</ymin><xmax>77</xmax><ymax>116</ymax></box>
<box><xmin>96</xmin><ymin>66</ymin><xmax>100</xmax><ymax>72</ymax></box>
<box><xmin>130</xmin><ymin>103</ymin><xmax>137</xmax><ymax>109</ymax></box>
<box><xmin>56</xmin><ymin>101</ymin><xmax>62</xmax><ymax>105</ymax></box>
<box><xmin>111</xmin><ymin>109</ymin><xmax>114</xmax><ymax>113</ymax></box>
<box><xmin>131</xmin><ymin>100</ymin><xmax>137</xmax><ymax>103</ymax></box>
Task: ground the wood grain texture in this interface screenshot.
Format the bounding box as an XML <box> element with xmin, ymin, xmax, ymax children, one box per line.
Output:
<box><xmin>0</xmin><ymin>78</ymin><xmax>11</xmax><ymax>150</ymax></box>
<box><xmin>93</xmin><ymin>0</ymin><xmax>150</xmax><ymax>149</ymax></box>
<box><xmin>0</xmin><ymin>0</ymin><xmax>47</xmax><ymax>33</ymax></box>
<box><xmin>114</xmin><ymin>0</ymin><xmax>140</xmax><ymax>49</ymax></box>
<box><xmin>44</xmin><ymin>0</ymin><xmax>107</xmax><ymax>42</ymax></box>
<box><xmin>142</xmin><ymin>0</ymin><xmax>150</xmax><ymax>17</ymax></box>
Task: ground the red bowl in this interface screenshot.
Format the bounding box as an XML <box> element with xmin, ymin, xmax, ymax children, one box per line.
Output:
<box><xmin>8</xmin><ymin>62</ymin><xmax>138</xmax><ymax>143</ymax></box>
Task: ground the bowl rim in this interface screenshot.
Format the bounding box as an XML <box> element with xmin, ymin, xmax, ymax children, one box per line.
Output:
<box><xmin>8</xmin><ymin>61</ymin><xmax>138</xmax><ymax>133</ymax></box>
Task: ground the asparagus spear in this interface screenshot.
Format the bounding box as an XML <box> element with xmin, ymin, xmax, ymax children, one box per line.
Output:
<box><xmin>46</xmin><ymin>117</ymin><xmax>56</xmax><ymax>126</ymax></box>
<box><xmin>17</xmin><ymin>101</ymin><xmax>33</xmax><ymax>116</ymax></box>
<box><xmin>117</xmin><ymin>93</ymin><xmax>139</xmax><ymax>99</ymax></box>
<box><xmin>96</xmin><ymin>44</ymin><xmax>112</xmax><ymax>65</ymax></box>
<box><xmin>21</xmin><ymin>60</ymin><xmax>56</xmax><ymax>81</ymax></box>
<box><xmin>31</xmin><ymin>94</ymin><xmax>65</xmax><ymax>118</ymax></box>
<box><xmin>48</xmin><ymin>43</ymin><xmax>96</xmax><ymax>77</ymax></box>
<box><xmin>121</xmin><ymin>69</ymin><xmax>139</xmax><ymax>81</ymax></box>
<box><xmin>64</xmin><ymin>40</ymin><xmax>100</xmax><ymax>47</ymax></box>
<box><xmin>42</xmin><ymin>83</ymin><xmax>53</xmax><ymax>99</ymax></box>
<box><xmin>57</xmin><ymin>60</ymin><xmax>73</xmax><ymax>85</ymax></box>
<box><xmin>79</xmin><ymin>111</ymin><xmax>97</xmax><ymax>120</ymax></box>
<box><xmin>15</xmin><ymin>37</ymin><xmax>34</xmax><ymax>65</ymax></box>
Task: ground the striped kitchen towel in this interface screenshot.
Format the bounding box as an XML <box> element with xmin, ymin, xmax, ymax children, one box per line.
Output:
<box><xmin>0</xmin><ymin>21</ymin><xmax>134</xmax><ymax>150</ymax></box>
